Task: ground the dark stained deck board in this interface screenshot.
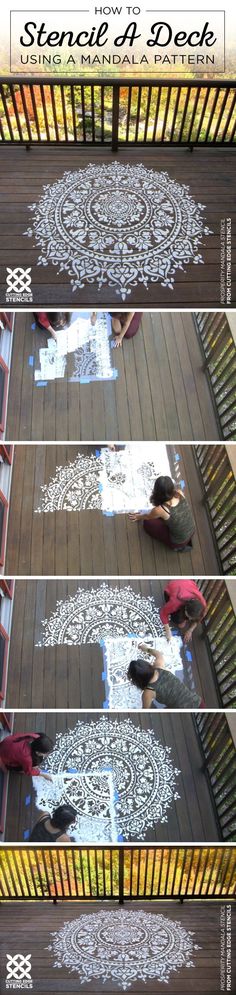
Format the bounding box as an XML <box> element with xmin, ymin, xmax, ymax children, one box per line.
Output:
<box><xmin>4</xmin><ymin>711</ymin><xmax>220</xmax><ymax>843</ymax></box>
<box><xmin>1</xmin><ymin>901</ymin><xmax>234</xmax><ymax>994</ymax></box>
<box><xmin>6</xmin><ymin>312</ymin><xmax>220</xmax><ymax>442</ymax></box>
<box><xmin>6</xmin><ymin>579</ymin><xmax>219</xmax><ymax>709</ymax></box>
<box><xmin>4</xmin><ymin>445</ymin><xmax>220</xmax><ymax>576</ymax></box>
<box><xmin>0</xmin><ymin>146</ymin><xmax>235</xmax><ymax>307</ymax></box>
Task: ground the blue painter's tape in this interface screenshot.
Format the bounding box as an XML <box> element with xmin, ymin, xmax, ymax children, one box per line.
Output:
<box><xmin>113</xmin><ymin>790</ymin><xmax>119</xmax><ymax>801</ymax></box>
<box><xmin>180</xmin><ymin>479</ymin><xmax>185</xmax><ymax>489</ymax></box>
<box><xmin>25</xmin><ymin>795</ymin><xmax>31</xmax><ymax>806</ymax></box>
<box><xmin>175</xmin><ymin>453</ymin><xmax>180</xmax><ymax>461</ymax></box>
<box><xmin>31</xmin><ymin>323</ymin><xmax>36</xmax><ymax>330</ymax></box>
<box><xmin>98</xmin><ymin>482</ymin><xmax>103</xmax><ymax>492</ymax></box>
<box><xmin>186</xmin><ymin>650</ymin><xmax>192</xmax><ymax>661</ymax></box>
<box><xmin>95</xmin><ymin>449</ymin><xmax>101</xmax><ymax>457</ymax></box>
<box><xmin>103</xmin><ymin>511</ymin><xmax>114</xmax><ymax>517</ymax></box>
<box><xmin>68</xmin><ymin>767</ymin><xmax>78</xmax><ymax>773</ymax></box>
<box><xmin>23</xmin><ymin>829</ymin><xmax>30</xmax><ymax>840</ymax></box>
<box><xmin>100</xmin><ymin>639</ymin><xmax>105</xmax><ymax>647</ymax></box>
<box><xmin>118</xmin><ymin>834</ymin><xmax>124</xmax><ymax>841</ymax></box>
<box><xmin>36</xmin><ymin>381</ymin><xmax>48</xmax><ymax>387</ymax></box>
<box><xmin>28</xmin><ymin>355</ymin><xmax>34</xmax><ymax>366</ymax></box>
<box><xmin>102</xmin><ymin>764</ymin><xmax>112</xmax><ymax>771</ymax></box>
<box><xmin>103</xmin><ymin>700</ymin><xmax>109</xmax><ymax>708</ymax></box>
<box><xmin>79</xmin><ymin>376</ymin><xmax>91</xmax><ymax>383</ymax></box>
<box><xmin>102</xmin><ymin>672</ymin><xmax>106</xmax><ymax>681</ymax></box>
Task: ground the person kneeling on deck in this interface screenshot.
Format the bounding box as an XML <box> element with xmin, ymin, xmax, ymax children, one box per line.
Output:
<box><xmin>128</xmin><ymin>644</ymin><xmax>204</xmax><ymax>710</ymax></box>
<box><xmin>29</xmin><ymin>804</ymin><xmax>77</xmax><ymax>843</ymax></box>
<box><xmin>0</xmin><ymin>732</ymin><xmax>53</xmax><ymax>781</ymax></box>
<box><xmin>160</xmin><ymin>579</ymin><xmax>207</xmax><ymax>645</ymax></box>
<box><xmin>110</xmin><ymin>312</ymin><xmax>143</xmax><ymax>347</ymax></box>
<box><xmin>129</xmin><ymin>476</ymin><xmax>195</xmax><ymax>551</ymax></box>
<box><xmin>33</xmin><ymin>311</ymin><xmax>72</xmax><ymax>342</ymax></box>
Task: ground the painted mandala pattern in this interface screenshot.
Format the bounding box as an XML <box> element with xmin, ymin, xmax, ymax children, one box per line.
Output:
<box><xmin>47</xmin><ymin>908</ymin><xmax>200</xmax><ymax>989</ymax></box>
<box><xmin>36</xmin><ymin>582</ymin><xmax>166</xmax><ymax>646</ymax></box>
<box><xmin>33</xmin><ymin>771</ymin><xmax>118</xmax><ymax>842</ymax></box>
<box><xmin>34</xmin><ymin>444</ymin><xmax>171</xmax><ymax>514</ymax></box>
<box><xmin>34</xmin><ymin>451</ymin><xmax>101</xmax><ymax>513</ymax></box>
<box><xmin>104</xmin><ymin>635</ymin><xmax>183</xmax><ymax>710</ymax></box>
<box><xmin>37</xmin><ymin>716</ymin><xmax>180</xmax><ymax>838</ymax></box>
<box><xmin>24</xmin><ymin>162</ymin><xmax>211</xmax><ymax>301</ymax></box>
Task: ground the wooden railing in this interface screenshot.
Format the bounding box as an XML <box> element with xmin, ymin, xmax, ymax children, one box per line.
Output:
<box><xmin>195</xmin><ymin>314</ymin><xmax>236</xmax><ymax>440</ymax></box>
<box><xmin>0</xmin><ymin>846</ymin><xmax>235</xmax><ymax>901</ymax></box>
<box><xmin>195</xmin><ymin>714</ymin><xmax>236</xmax><ymax>841</ymax></box>
<box><xmin>0</xmin><ymin>79</ymin><xmax>236</xmax><ymax>149</ymax></box>
<box><xmin>197</xmin><ymin>580</ymin><xmax>236</xmax><ymax>708</ymax></box>
<box><xmin>194</xmin><ymin>445</ymin><xmax>236</xmax><ymax>574</ymax></box>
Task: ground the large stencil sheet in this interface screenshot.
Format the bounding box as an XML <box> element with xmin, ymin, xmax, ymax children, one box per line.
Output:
<box><xmin>34</xmin><ymin>311</ymin><xmax>117</xmax><ymax>384</ymax></box>
<box><xmin>102</xmin><ymin>635</ymin><xmax>183</xmax><ymax>710</ymax></box>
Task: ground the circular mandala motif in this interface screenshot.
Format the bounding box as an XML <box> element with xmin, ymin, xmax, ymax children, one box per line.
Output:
<box><xmin>36</xmin><ymin>582</ymin><xmax>164</xmax><ymax>646</ymax></box>
<box><xmin>42</xmin><ymin>716</ymin><xmax>180</xmax><ymax>837</ymax></box>
<box><xmin>47</xmin><ymin>908</ymin><xmax>200</xmax><ymax>988</ymax></box>
<box><xmin>25</xmin><ymin>162</ymin><xmax>212</xmax><ymax>300</ymax></box>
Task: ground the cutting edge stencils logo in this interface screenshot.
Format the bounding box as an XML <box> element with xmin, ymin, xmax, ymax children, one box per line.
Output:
<box><xmin>6</xmin><ymin>267</ymin><xmax>33</xmax><ymax>302</ymax></box>
<box><xmin>6</xmin><ymin>953</ymin><xmax>33</xmax><ymax>989</ymax></box>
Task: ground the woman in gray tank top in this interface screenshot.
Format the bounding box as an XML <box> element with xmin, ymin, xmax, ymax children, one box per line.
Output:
<box><xmin>127</xmin><ymin>643</ymin><xmax>204</xmax><ymax>710</ymax></box>
<box><xmin>129</xmin><ymin>475</ymin><xmax>195</xmax><ymax>550</ymax></box>
<box><xmin>29</xmin><ymin>803</ymin><xmax>77</xmax><ymax>843</ymax></box>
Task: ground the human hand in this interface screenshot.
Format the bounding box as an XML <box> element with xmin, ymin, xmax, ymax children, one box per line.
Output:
<box><xmin>183</xmin><ymin>629</ymin><xmax>193</xmax><ymax>645</ymax></box>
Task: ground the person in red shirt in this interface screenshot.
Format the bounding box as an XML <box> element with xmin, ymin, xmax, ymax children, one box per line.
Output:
<box><xmin>0</xmin><ymin>732</ymin><xmax>53</xmax><ymax>780</ymax></box>
<box><xmin>160</xmin><ymin>580</ymin><xmax>207</xmax><ymax>644</ymax></box>
<box><xmin>33</xmin><ymin>313</ymin><xmax>72</xmax><ymax>342</ymax></box>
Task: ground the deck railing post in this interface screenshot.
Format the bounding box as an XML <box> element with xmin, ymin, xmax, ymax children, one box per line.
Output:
<box><xmin>119</xmin><ymin>848</ymin><xmax>124</xmax><ymax>904</ymax></box>
<box><xmin>112</xmin><ymin>83</ymin><xmax>120</xmax><ymax>152</ymax></box>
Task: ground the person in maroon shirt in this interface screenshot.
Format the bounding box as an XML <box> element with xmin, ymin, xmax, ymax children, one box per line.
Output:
<box><xmin>33</xmin><ymin>312</ymin><xmax>72</xmax><ymax>342</ymax></box>
<box><xmin>160</xmin><ymin>580</ymin><xmax>207</xmax><ymax>644</ymax></box>
<box><xmin>110</xmin><ymin>312</ymin><xmax>143</xmax><ymax>347</ymax></box>
<box><xmin>0</xmin><ymin>732</ymin><xmax>53</xmax><ymax>780</ymax></box>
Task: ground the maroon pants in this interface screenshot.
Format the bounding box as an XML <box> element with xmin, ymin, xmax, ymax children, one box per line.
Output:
<box><xmin>111</xmin><ymin>313</ymin><xmax>143</xmax><ymax>338</ymax></box>
<box><xmin>143</xmin><ymin>517</ymin><xmax>192</xmax><ymax>549</ymax></box>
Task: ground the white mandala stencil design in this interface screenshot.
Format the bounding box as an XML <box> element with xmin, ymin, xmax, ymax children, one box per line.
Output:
<box><xmin>47</xmin><ymin>908</ymin><xmax>200</xmax><ymax>988</ymax></box>
<box><xmin>33</xmin><ymin>771</ymin><xmax>118</xmax><ymax>842</ymax></box>
<box><xmin>36</xmin><ymin>582</ymin><xmax>165</xmax><ymax>646</ymax></box>
<box><xmin>24</xmin><ymin>162</ymin><xmax>212</xmax><ymax>300</ymax></box>
<box><xmin>34</xmin><ymin>443</ymin><xmax>171</xmax><ymax>514</ymax></box>
<box><xmin>37</xmin><ymin>716</ymin><xmax>180</xmax><ymax>837</ymax></box>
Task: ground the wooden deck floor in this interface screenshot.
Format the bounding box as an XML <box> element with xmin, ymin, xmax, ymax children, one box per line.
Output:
<box><xmin>6</xmin><ymin>312</ymin><xmax>220</xmax><ymax>442</ymax></box>
<box><xmin>7</xmin><ymin>579</ymin><xmax>219</xmax><ymax>709</ymax></box>
<box><xmin>4</xmin><ymin>711</ymin><xmax>220</xmax><ymax>842</ymax></box>
<box><xmin>1</xmin><ymin>900</ymin><xmax>234</xmax><ymax>994</ymax></box>
<box><xmin>5</xmin><ymin>445</ymin><xmax>220</xmax><ymax>576</ymax></box>
<box><xmin>0</xmin><ymin>146</ymin><xmax>235</xmax><ymax>307</ymax></box>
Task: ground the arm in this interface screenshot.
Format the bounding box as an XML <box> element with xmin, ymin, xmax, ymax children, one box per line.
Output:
<box><xmin>142</xmin><ymin>688</ymin><xmax>156</xmax><ymax>709</ymax></box>
<box><xmin>90</xmin><ymin>312</ymin><xmax>97</xmax><ymax>325</ymax></box>
<box><xmin>138</xmin><ymin>643</ymin><xmax>165</xmax><ymax>668</ymax></box>
<box><xmin>46</xmin><ymin>324</ymin><xmax>58</xmax><ymax>343</ymax></box>
<box><xmin>129</xmin><ymin>505</ymin><xmax>168</xmax><ymax>523</ymax></box>
<box><xmin>113</xmin><ymin>312</ymin><xmax>134</xmax><ymax>347</ymax></box>
<box><xmin>164</xmin><ymin>623</ymin><xmax>172</xmax><ymax>642</ymax></box>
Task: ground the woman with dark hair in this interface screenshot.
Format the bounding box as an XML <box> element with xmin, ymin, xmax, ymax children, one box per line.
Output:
<box><xmin>29</xmin><ymin>804</ymin><xmax>77</xmax><ymax>842</ymax></box>
<box><xmin>128</xmin><ymin>644</ymin><xmax>204</xmax><ymax>709</ymax></box>
<box><xmin>129</xmin><ymin>475</ymin><xmax>195</xmax><ymax>551</ymax></box>
<box><xmin>110</xmin><ymin>312</ymin><xmax>143</xmax><ymax>347</ymax></box>
<box><xmin>160</xmin><ymin>579</ymin><xmax>207</xmax><ymax>644</ymax></box>
<box><xmin>33</xmin><ymin>312</ymin><xmax>72</xmax><ymax>342</ymax></box>
<box><xmin>0</xmin><ymin>732</ymin><xmax>53</xmax><ymax>780</ymax></box>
